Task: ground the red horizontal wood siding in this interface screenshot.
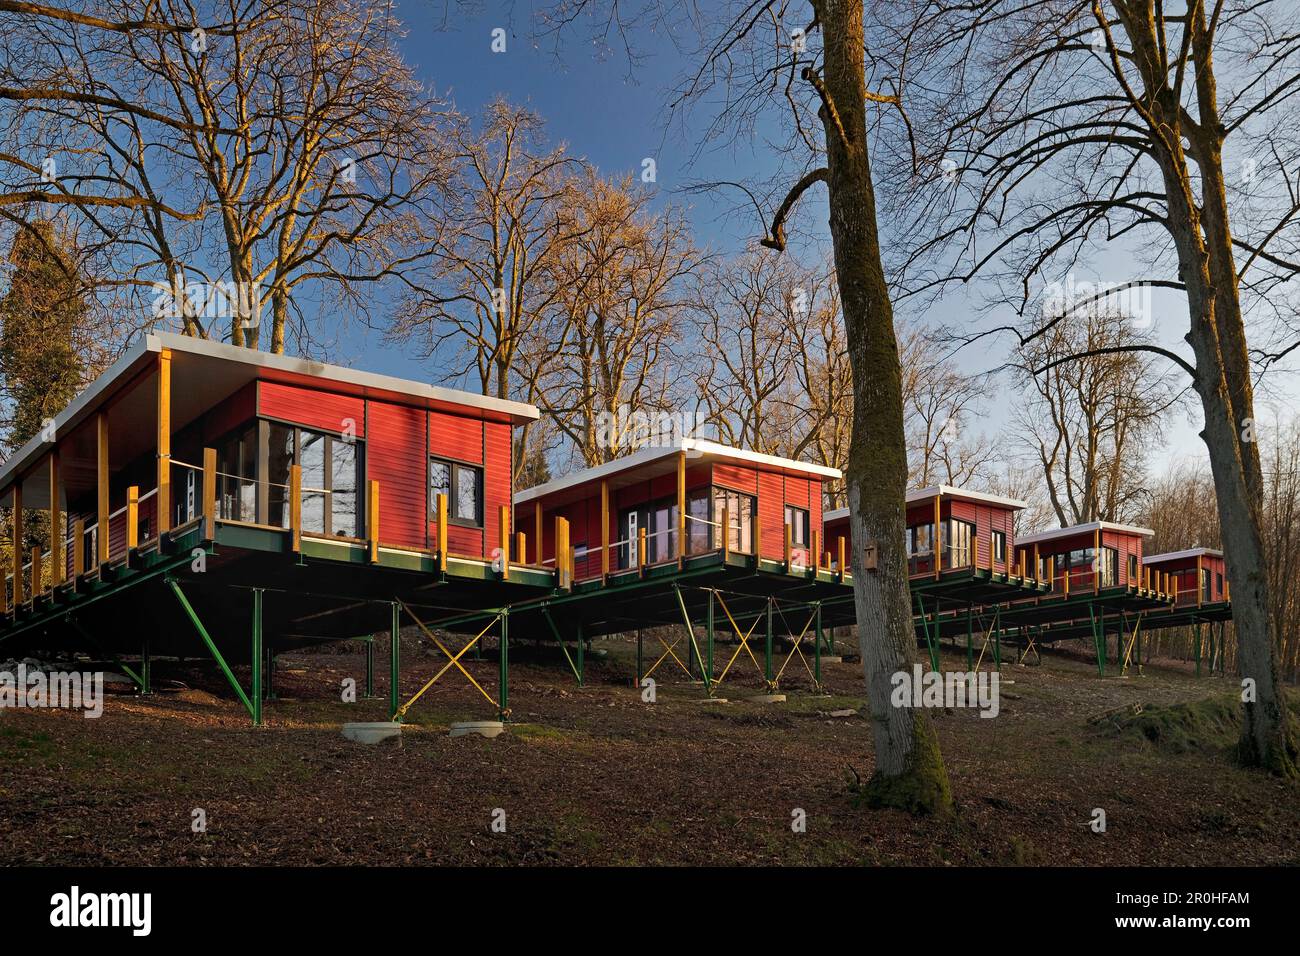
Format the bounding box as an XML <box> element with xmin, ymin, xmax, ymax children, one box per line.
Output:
<box><xmin>260</xmin><ymin>381</ymin><xmax>365</xmax><ymax>438</ymax></box>
<box><xmin>366</xmin><ymin>400</ymin><xmax>426</xmax><ymax>550</ymax></box>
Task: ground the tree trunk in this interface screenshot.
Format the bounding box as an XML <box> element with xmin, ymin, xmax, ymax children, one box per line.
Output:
<box><xmin>820</xmin><ymin>0</ymin><xmax>951</xmax><ymax>813</ymax></box>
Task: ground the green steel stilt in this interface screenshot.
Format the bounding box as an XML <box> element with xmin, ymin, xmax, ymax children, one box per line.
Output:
<box><xmin>576</xmin><ymin>622</ymin><xmax>585</xmax><ymax>686</ymax></box>
<box><xmin>992</xmin><ymin>604</ymin><xmax>1002</xmax><ymax>669</ymax></box>
<box><xmin>167</xmin><ymin>578</ymin><xmax>257</xmax><ymax>722</ymax></box>
<box><xmin>498</xmin><ymin>609</ymin><xmax>509</xmax><ymax>718</ymax></box>
<box><xmin>813</xmin><ymin>601</ymin><xmax>823</xmax><ymax>688</ymax></box>
<box><xmin>141</xmin><ymin>636</ymin><xmax>151</xmax><ymax>696</ymax></box>
<box><xmin>706</xmin><ymin>590</ymin><xmax>715</xmax><ymax>692</ymax></box>
<box><xmin>636</xmin><ymin>627</ymin><xmax>644</xmax><ymax>687</ymax></box>
<box><xmin>1195</xmin><ymin>621</ymin><xmax>1203</xmax><ymax>677</ymax></box>
<box><xmin>364</xmin><ymin>638</ymin><xmax>375</xmax><ymax>698</ymax></box>
<box><xmin>966</xmin><ymin>603</ymin><xmax>974</xmax><ymax>670</ymax></box>
<box><xmin>389</xmin><ymin>602</ymin><xmax>401</xmax><ymax>720</ymax></box>
<box><xmin>251</xmin><ymin>589</ymin><xmax>263</xmax><ymax>726</ymax></box>
<box><xmin>764</xmin><ymin>597</ymin><xmax>774</xmax><ymax>687</ymax></box>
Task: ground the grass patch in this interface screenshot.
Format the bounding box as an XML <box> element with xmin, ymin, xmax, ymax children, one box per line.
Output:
<box><xmin>511</xmin><ymin>723</ymin><xmax>569</xmax><ymax>742</ymax></box>
<box><xmin>1090</xmin><ymin>696</ymin><xmax>1241</xmax><ymax>754</ymax></box>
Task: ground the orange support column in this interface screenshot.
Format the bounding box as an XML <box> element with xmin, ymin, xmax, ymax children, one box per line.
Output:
<box><xmin>48</xmin><ymin>453</ymin><xmax>62</xmax><ymax>586</ymax></box>
<box><xmin>96</xmin><ymin>413</ymin><xmax>109</xmax><ymax>565</ymax></box>
<box><xmin>12</xmin><ymin>484</ymin><xmax>23</xmax><ymax>605</ymax></box>
<box><xmin>156</xmin><ymin>348</ymin><xmax>172</xmax><ymax>534</ymax></box>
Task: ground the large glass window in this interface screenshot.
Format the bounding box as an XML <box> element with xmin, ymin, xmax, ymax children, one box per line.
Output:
<box><xmin>216</xmin><ymin>423</ymin><xmax>258</xmax><ymax>523</ymax></box>
<box><xmin>687</xmin><ymin>490</ymin><xmax>711</xmax><ymax>554</ymax></box>
<box><xmin>942</xmin><ymin>519</ymin><xmax>974</xmax><ymax>569</ymax></box>
<box><xmin>430</xmin><ymin>458</ymin><xmax>483</xmax><ymax>528</ymax></box>
<box><xmin>784</xmin><ymin>505</ymin><xmax>810</xmax><ymax>547</ymax></box>
<box><xmin>265</xmin><ymin>423</ymin><xmax>361</xmax><ymax>537</ymax></box>
<box><xmin>713</xmin><ymin>488</ymin><xmax>756</xmax><ymax>554</ymax></box>
<box><xmin>907</xmin><ymin>523</ymin><xmax>935</xmax><ymax>574</ymax></box>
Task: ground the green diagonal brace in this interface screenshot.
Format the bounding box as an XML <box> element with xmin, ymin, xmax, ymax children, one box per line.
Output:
<box><xmin>672</xmin><ymin>584</ymin><xmax>711</xmax><ymax>694</ymax></box>
<box><xmin>167</xmin><ymin>577</ymin><xmax>257</xmax><ymax>721</ymax></box>
<box><xmin>541</xmin><ymin>605</ymin><xmax>583</xmax><ymax>685</ymax></box>
<box><xmin>914</xmin><ymin>591</ymin><xmax>939</xmax><ymax>672</ymax></box>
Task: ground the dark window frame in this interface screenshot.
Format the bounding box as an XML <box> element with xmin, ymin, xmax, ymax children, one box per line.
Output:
<box><xmin>992</xmin><ymin>529</ymin><xmax>1007</xmax><ymax>563</ymax></box>
<box><xmin>784</xmin><ymin>504</ymin><xmax>810</xmax><ymax>547</ymax></box>
<box><xmin>429</xmin><ymin>456</ymin><xmax>484</xmax><ymax>529</ymax></box>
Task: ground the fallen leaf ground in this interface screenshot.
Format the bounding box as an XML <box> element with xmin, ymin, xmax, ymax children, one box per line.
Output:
<box><xmin>1</xmin><ymin>633</ymin><xmax>1296</xmax><ymax>866</ymax></box>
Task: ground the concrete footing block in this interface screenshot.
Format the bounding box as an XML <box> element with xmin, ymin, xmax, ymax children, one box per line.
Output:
<box><xmin>341</xmin><ymin>722</ymin><xmax>402</xmax><ymax>744</ymax></box>
<box><xmin>450</xmin><ymin>720</ymin><xmax>505</xmax><ymax>738</ymax></box>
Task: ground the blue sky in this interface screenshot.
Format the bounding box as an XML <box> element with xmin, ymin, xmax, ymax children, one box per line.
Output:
<box><xmin>333</xmin><ymin>2</ymin><xmax>1296</xmax><ymax>477</ymax></box>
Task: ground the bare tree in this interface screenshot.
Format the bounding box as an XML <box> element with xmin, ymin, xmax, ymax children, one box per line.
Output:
<box><xmin>899</xmin><ymin>326</ymin><xmax>998</xmax><ymax>487</ymax></box>
<box><xmin>534</xmin><ymin>0</ymin><xmax>953</xmax><ymax>811</ymax></box>
<box><xmin>890</xmin><ymin>0</ymin><xmax>1300</xmax><ymax>774</ymax></box>
<box><xmin>541</xmin><ymin>171</ymin><xmax>702</xmax><ymax>468</ymax></box>
<box><xmin>2</xmin><ymin>0</ymin><xmax>454</xmax><ymax>353</ymax></box>
<box><xmin>1012</xmin><ymin>307</ymin><xmax>1175</xmax><ymax>525</ymax></box>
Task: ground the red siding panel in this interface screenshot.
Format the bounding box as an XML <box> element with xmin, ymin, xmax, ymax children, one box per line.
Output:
<box><xmin>260</xmin><ymin>382</ymin><xmax>364</xmax><ymax>437</ymax></box>
<box><xmin>365</xmin><ymin>401</ymin><xmax>426</xmax><ymax>549</ymax></box>
<box><xmin>484</xmin><ymin>420</ymin><xmax>511</xmax><ymax>561</ymax></box>
<box><xmin>429</xmin><ymin>412</ymin><xmax>484</xmax><ymax>465</ymax></box>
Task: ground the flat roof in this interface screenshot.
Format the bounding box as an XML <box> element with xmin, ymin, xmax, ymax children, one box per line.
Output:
<box><xmin>822</xmin><ymin>485</ymin><xmax>1028</xmax><ymax>524</ymax></box>
<box><xmin>1016</xmin><ymin>520</ymin><xmax>1155</xmax><ymax>546</ymax></box>
<box><xmin>514</xmin><ymin>439</ymin><xmax>842</xmax><ymax>506</ymax></box>
<box><xmin>0</xmin><ymin>331</ymin><xmax>538</xmax><ymax>491</ymax></box>
<box><xmin>1144</xmin><ymin>547</ymin><xmax>1223</xmax><ymax>564</ymax></box>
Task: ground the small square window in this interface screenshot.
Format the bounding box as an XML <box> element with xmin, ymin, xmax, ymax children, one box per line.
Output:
<box><xmin>430</xmin><ymin>458</ymin><xmax>483</xmax><ymax>528</ymax></box>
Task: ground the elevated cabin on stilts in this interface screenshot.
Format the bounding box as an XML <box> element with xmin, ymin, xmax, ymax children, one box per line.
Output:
<box><xmin>0</xmin><ymin>332</ymin><xmax>546</xmax><ymax>724</ymax></box>
<box><xmin>819</xmin><ymin>486</ymin><xmax>1048</xmax><ymax>669</ymax></box>
<box><xmin>1014</xmin><ymin>520</ymin><xmax>1153</xmax><ymax>598</ymax></box>
<box><xmin>510</xmin><ymin>441</ymin><xmax>849</xmax><ymax>695</ymax></box>
<box><xmin>1143</xmin><ymin>547</ymin><xmax>1229</xmax><ymax>608</ymax></box>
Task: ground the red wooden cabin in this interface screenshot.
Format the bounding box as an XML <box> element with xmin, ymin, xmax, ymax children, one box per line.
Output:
<box><xmin>1014</xmin><ymin>521</ymin><xmax>1153</xmax><ymax>595</ymax></box>
<box><xmin>1</xmin><ymin>331</ymin><xmax>537</xmax><ymax>605</ymax></box>
<box><xmin>821</xmin><ymin>486</ymin><xmax>1026</xmax><ymax>577</ymax></box>
<box><xmin>513</xmin><ymin>440</ymin><xmax>841</xmax><ymax>582</ymax></box>
<box><xmin>1143</xmin><ymin>548</ymin><xmax>1229</xmax><ymax>606</ymax></box>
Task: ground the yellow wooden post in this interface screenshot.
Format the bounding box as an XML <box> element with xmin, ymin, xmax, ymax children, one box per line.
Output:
<box><xmin>1033</xmin><ymin>544</ymin><xmax>1040</xmax><ymax>584</ymax></box>
<box><xmin>638</xmin><ymin>526</ymin><xmax>647</xmax><ymax>571</ymax></box>
<box><xmin>73</xmin><ymin>518</ymin><xmax>85</xmax><ymax>578</ymax></box>
<box><xmin>534</xmin><ymin>503</ymin><xmax>543</xmax><ymax>564</ymax></box>
<box><xmin>367</xmin><ymin>480</ymin><xmax>380</xmax><ymax>563</ymax></box>
<box><xmin>436</xmin><ymin>492</ymin><xmax>448</xmax><ymax>572</ymax></box>
<box><xmin>556</xmin><ymin>516</ymin><xmax>570</xmax><ymax>587</ymax></box>
<box><xmin>1093</xmin><ymin>528</ymin><xmax>1100</xmax><ymax>593</ymax></box>
<box><xmin>516</xmin><ymin>531</ymin><xmax>526</xmax><ymax>565</ymax></box>
<box><xmin>601</xmin><ymin>478</ymin><xmax>610</xmax><ymax>580</ymax></box>
<box><xmin>812</xmin><ymin>528</ymin><xmax>821</xmax><ymax>572</ymax></box>
<box><xmin>156</xmin><ymin>348</ymin><xmax>172</xmax><ymax>534</ymax></box>
<box><xmin>1050</xmin><ymin>557</ymin><xmax>1057</xmax><ymax>593</ymax></box>
<box><xmin>30</xmin><ymin>545</ymin><xmax>41</xmax><ymax>596</ymax></box>
<box><xmin>1196</xmin><ymin>554</ymin><xmax>1203</xmax><ymax>607</ymax></box>
<box><xmin>933</xmin><ymin>492</ymin><xmax>942</xmax><ymax>578</ymax></box>
<box><xmin>676</xmin><ymin>451</ymin><xmax>686</xmax><ymax>562</ymax></box>
<box><xmin>784</xmin><ymin>522</ymin><xmax>792</xmax><ymax>570</ymax></box>
<box><xmin>48</xmin><ymin>453</ymin><xmax>61</xmax><ymax>586</ymax></box>
<box><xmin>96</xmin><ymin>412</ymin><xmax>109</xmax><ymax>565</ymax></box>
<box><xmin>126</xmin><ymin>485</ymin><xmax>139</xmax><ymax>550</ymax></box>
<box><xmin>289</xmin><ymin>464</ymin><xmax>302</xmax><ymax>552</ymax></box>
<box><xmin>202</xmin><ymin>447</ymin><xmax>217</xmax><ymax>541</ymax></box>
<box><xmin>721</xmin><ymin>504</ymin><xmax>730</xmax><ymax>560</ymax></box>
<box><xmin>838</xmin><ymin>535</ymin><xmax>846</xmax><ymax>579</ymax></box>
<box><xmin>499</xmin><ymin>504</ymin><xmax>510</xmax><ymax>580</ymax></box>
<box><xmin>12</xmin><ymin>484</ymin><xmax>23</xmax><ymax>605</ymax></box>
<box><xmin>1063</xmin><ymin>557</ymin><xmax>1069</xmax><ymax>596</ymax></box>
